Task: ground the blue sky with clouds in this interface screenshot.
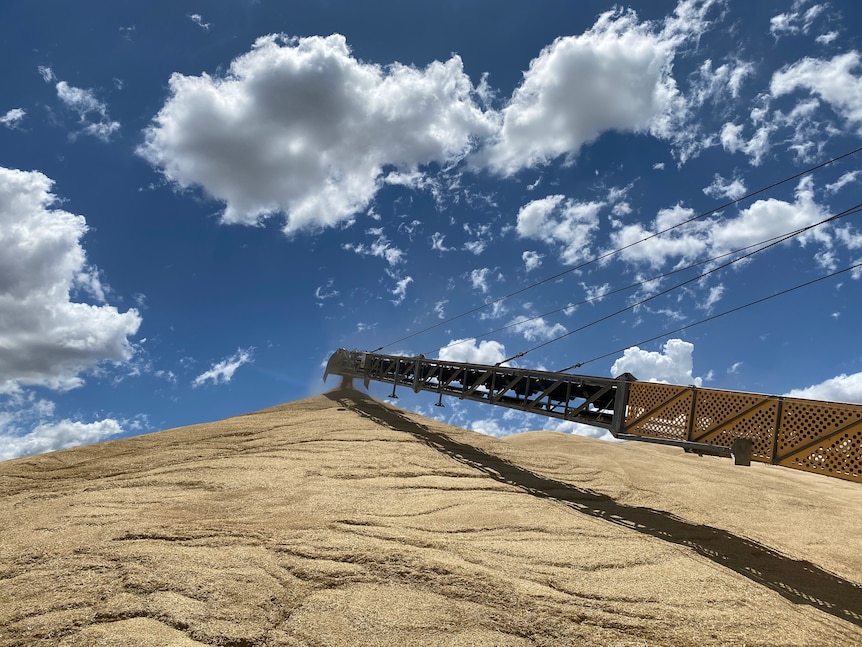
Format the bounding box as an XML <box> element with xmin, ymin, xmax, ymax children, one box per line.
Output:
<box><xmin>2</xmin><ymin>0</ymin><xmax>862</xmax><ymax>459</ymax></box>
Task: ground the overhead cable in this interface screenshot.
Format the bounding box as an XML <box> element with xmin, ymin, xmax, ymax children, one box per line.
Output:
<box><xmin>555</xmin><ymin>259</ymin><xmax>862</xmax><ymax>372</ymax></box>
<box><xmin>371</xmin><ymin>145</ymin><xmax>862</xmax><ymax>353</ymax></box>
<box><xmin>498</xmin><ymin>202</ymin><xmax>862</xmax><ymax>366</ymax></box>
<box><xmin>428</xmin><ymin>217</ymin><xmax>842</xmax><ymax>357</ymax></box>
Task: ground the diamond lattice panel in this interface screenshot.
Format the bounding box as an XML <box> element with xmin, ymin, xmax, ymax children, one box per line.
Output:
<box><xmin>781</xmin><ymin>430</ymin><xmax>861</xmax><ymax>481</ymax></box>
<box><xmin>777</xmin><ymin>399</ymin><xmax>862</xmax><ymax>455</ymax></box>
<box><xmin>692</xmin><ymin>390</ymin><xmax>777</xmax><ymax>461</ymax></box>
<box><xmin>774</xmin><ymin>398</ymin><xmax>862</xmax><ymax>482</ymax></box>
<box><xmin>626</xmin><ymin>383</ymin><xmax>686</xmax><ymax>424</ymax></box>
<box><xmin>626</xmin><ymin>383</ymin><xmax>691</xmax><ymax>441</ymax></box>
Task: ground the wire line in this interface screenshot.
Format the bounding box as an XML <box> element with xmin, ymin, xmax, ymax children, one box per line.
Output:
<box><xmin>426</xmin><ymin>214</ymin><xmax>847</xmax><ymax>357</ymax></box>
<box><xmin>498</xmin><ymin>202</ymin><xmax>862</xmax><ymax>365</ymax></box>
<box><xmin>371</xmin><ymin>145</ymin><xmax>862</xmax><ymax>352</ymax></box>
<box><xmin>559</xmin><ymin>259</ymin><xmax>862</xmax><ymax>372</ymax></box>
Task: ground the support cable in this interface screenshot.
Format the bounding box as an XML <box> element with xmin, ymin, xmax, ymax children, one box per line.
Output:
<box><xmin>370</xmin><ymin>145</ymin><xmax>862</xmax><ymax>353</ymax></box>
<box><xmin>497</xmin><ymin>202</ymin><xmax>862</xmax><ymax>366</ymax></box>
<box><xmin>427</xmin><ymin>220</ymin><xmax>837</xmax><ymax>357</ymax></box>
<box><xmin>556</xmin><ymin>259</ymin><xmax>862</xmax><ymax>372</ymax></box>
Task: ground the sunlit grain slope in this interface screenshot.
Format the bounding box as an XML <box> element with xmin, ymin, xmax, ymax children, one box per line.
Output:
<box><xmin>1</xmin><ymin>388</ymin><xmax>861</xmax><ymax>646</ymax></box>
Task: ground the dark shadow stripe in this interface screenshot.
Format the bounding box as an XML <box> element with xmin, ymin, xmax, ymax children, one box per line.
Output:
<box><xmin>327</xmin><ymin>388</ymin><xmax>862</xmax><ymax>627</ymax></box>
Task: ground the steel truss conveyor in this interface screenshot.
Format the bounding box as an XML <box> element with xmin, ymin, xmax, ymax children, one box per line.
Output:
<box><xmin>324</xmin><ymin>349</ymin><xmax>861</xmax><ymax>483</ymax></box>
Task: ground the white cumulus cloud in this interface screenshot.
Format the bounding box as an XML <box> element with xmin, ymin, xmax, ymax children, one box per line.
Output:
<box><xmin>785</xmin><ymin>371</ymin><xmax>862</xmax><ymax>404</ymax></box>
<box><xmin>469</xmin><ymin>417</ymin><xmax>516</xmax><ymax>438</ymax></box>
<box><xmin>709</xmin><ymin>177</ymin><xmax>826</xmax><ymax>254</ymax></box>
<box><xmin>0</xmin><ymin>167</ymin><xmax>141</xmax><ymax>394</ymax></box>
<box><xmin>480</xmin><ymin>5</ymin><xmax>708</xmax><ymax>174</ymax></box>
<box><xmin>516</xmin><ymin>195</ymin><xmax>602</xmax><ymax>265</ymax></box>
<box><xmin>139</xmin><ymin>33</ymin><xmax>497</xmax><ymax>234</ymax></box>
<box><xmin>0</xmin><ymin>417</ymin><xmax>123</xmax><ymax>461</ymax></box>
<box><xmin>439</xmin><ymin>338</ymin><xmax>506</xmax><ymax>365</ymax></box>
<box><xmin>610</xmin><ymin>338</ymin><xmax>704</xmax><ymax>386</ymax></box>
<box><xmin>547</xmin><ymin>418</ymin><xmax>616</xmax><ymax>441</ymax></box>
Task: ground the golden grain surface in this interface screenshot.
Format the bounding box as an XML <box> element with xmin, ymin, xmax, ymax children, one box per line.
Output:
<box><xmin>1</xmin><ymin>388</ymin><xmax>860</xmax><ymax>646</ymax></box>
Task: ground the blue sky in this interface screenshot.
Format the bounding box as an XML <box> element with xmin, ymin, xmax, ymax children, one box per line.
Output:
<box><xmin>2</xmin><ymin>0</ymin><xmax>862</xmax><ymax>458</ymax></box>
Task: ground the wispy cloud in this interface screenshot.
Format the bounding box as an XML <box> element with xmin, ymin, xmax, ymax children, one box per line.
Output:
<box><xmin>342</xmin><ymin>229</ymin><xmax>404</xmax><ymax>266</ymax></box>
<box><xmin>188</xmin><ymin>13</ymin><xmax>211</xmax><ymax>31</ymax></box>
<box><xmin>37</xmin><ymin>67</ymin><xmax>120</xmax><ymax>141</ymax></box>
<box><xmin>314</xmin><ymin>279</ymin><xmax>339</xmax><ymax>305</ymax></box>
<box><xmin>37</xmin><ymin>65</ymin><xmax>56</xmax><ymax>83</ymax></box>
<box><xmin>469</xmin><ymin>267</ymin><xmax>491</xmax><ymax>293</ymax></box>
<box><xmin>389</xmin><ymin>276</ymin><xmax>413</xmax><ymax>305</ymax></box>
<box><xmin>55</xmin><ymin>81</ymin><xmax>120</xmax><ymax>141</ymax></box>
<box><xmin>192</xmin><ymin>348</ymin><xmax>254</xmax><ymax>387</ymax></box>
<box><xmin>0</xmin><ymin>108</ymin><xmax>25</xmax><ymax>130</ymax></box>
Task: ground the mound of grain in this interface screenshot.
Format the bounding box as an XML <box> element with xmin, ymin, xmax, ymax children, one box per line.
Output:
<box><xmin>1</xmin><ymin>388</ymin><xmax>860</xmax><ymax>646</ymax></box>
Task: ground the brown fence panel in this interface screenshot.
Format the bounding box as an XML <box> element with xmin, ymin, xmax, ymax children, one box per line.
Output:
<box><xmin>775</xmin><ymin>398</ymin><xmax>862</xmax><ymax>480</ymax></box>
<box><xmin>690</xmin><ymin>389</ymin><xmax>778</xmax><ymax>462</ymax></box>
<box><xmin>624</xmin><ymin>382</ymin><xmax>861</xmax><ymax>483</ymax></box>
<box><xmin>625</xmin><ymin>383</ymin><xmax>691</xmax><ymax>442</ymax></box>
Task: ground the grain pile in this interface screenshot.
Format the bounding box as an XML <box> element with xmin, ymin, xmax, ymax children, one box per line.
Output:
<box><xmin>1</xmin><ymin>387</ymin><xmax>860</xmax><ymax>646</ymax></box>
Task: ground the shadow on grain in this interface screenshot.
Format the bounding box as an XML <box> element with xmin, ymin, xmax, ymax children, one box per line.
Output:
<box><xmin>327</xmin><ymin>388</ymin><xmax>862</xmax><ymax>627</ymax></box>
